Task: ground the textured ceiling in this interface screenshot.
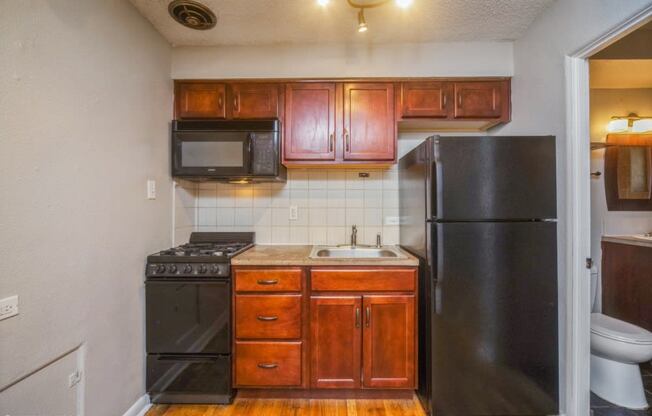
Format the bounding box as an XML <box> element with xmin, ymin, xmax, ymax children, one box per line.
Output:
<box><xmin>129</xmin><ymin>0</ymin><xmax>556</xmax><ymax>46</ymax></box>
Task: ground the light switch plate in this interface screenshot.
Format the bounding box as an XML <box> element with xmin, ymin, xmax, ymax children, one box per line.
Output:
<box><xmin>0</xmin><ymin>295</ymin><xmax>18</xmax><ymax>321</ymax></box>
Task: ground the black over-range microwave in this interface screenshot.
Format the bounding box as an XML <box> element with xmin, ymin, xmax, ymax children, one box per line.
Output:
<box><xmin>171</xmin><ymin>119</ymin><xmax>286</xmax><ymax>182</ymax></box>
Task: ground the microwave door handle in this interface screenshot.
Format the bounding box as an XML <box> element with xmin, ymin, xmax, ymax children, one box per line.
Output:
<box><xmin>248</xmin><ymin>133</ymin><xmax>254</xmax><ymax>174</ymax></box>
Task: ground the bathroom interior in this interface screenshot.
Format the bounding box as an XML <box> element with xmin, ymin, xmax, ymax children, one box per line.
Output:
<box><xmin>588</xmin><ymin>21</ymin><xmax>652</xmax><ymax>416</ymax></box>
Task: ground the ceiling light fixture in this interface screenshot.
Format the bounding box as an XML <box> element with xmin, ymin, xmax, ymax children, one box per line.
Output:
<box><xmin>317</xmin><ymin>0</ymin><xmax>413</xmax><ymax>33</ymax></box>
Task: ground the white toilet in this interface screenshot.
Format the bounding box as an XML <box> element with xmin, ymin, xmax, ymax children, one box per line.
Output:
<box><xmin>590</xmin><ymin>274</ymin><xmax>652</xmax><ymax>409</ymax></box>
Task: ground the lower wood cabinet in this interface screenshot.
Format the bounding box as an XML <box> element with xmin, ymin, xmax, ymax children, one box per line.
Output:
<box><xmin>233</xmin><ymin>266</ymin><xmax>417</xmax><ymax>391</ymax></box>
<box><xmin>234</xmin><ymin>341</ymin><xmax>302</xmax><ymax>387</ymax></box>
<box><xmin>310</xmin><ymin>294</ymin><xmax>415</xmax><ymax>389</ymax></box>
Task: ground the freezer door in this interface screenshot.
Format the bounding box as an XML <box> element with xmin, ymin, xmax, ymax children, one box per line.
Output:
<box><xmin>432</xmin><ymin>136</ymin><xmax>557</xmax><ymax>220</ymax></box>
<box><xmin>431</xmin><ymin>221</ymin><xmax>558</xmax><ymax>416</ymax></box>
<box><xmin>399</xmin><ymin>138</ymin><xmax>432</xmax><ymax>258</ymax></box>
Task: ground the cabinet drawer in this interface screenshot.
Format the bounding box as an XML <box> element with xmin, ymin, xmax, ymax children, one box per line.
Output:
<box><xmin>235</xmin><ymin>268</ymin><xmax>302</xmax><ymax>292</ymax></box>
<box><xmin>311</xmin><ymin>269</ymin><xmax>416</xmax><ymax>292</ymax></box>
<box><xmin>235</xmin><ymin>294</ymin><xmax>302</xmax><ymax>339</ymax></box>
<box><xmin>235</xmin><ymin>341</ymin><xmax>302</xmax><ymax>387</ymax></box>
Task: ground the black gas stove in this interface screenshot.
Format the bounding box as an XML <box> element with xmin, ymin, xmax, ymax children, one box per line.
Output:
<box><xmin>146</xmin><ymin>232</ymin><xmax>254</xmax><ymax>278</ymax></box>
<box><xmin>145</xmin><ymin>232</ymin><xmax>253</xmax><ymax>404</ymax></box>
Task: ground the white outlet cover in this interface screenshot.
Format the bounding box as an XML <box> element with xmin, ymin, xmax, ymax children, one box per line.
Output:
<box><xmin>384</xmin><ymin>216</ymin><xmax>400</xmax><ymax>225</ymax></box>
<box><xmin>289</xmin><ymin>205</ymin><xmax>298</xmax><ymax>221</ymax></box>
<box><xmin>0</xmin><ymin>295</ymin><xmax>18</xmax><ymax>321</ymax></box>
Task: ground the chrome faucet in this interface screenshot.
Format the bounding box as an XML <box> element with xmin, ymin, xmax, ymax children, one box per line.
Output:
<box><xmin>351</xmin><ymin>225</ymin><xmax>358</xmax><ymax>248</ymax></box>
<box><xmin>376</xmin><ymin>232</ymin><xmax>382</xmax><ymax>248</ymax></box>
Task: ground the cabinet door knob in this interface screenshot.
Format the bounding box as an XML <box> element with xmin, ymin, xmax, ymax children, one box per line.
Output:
<box><xmin>344</xmin><ymin>129</ymin><xmax>350</xmax><ymax>152</ymax></box>
<box><xmin>355</xmin><ymin>307</ymin><xmax>361</xmax><ymax>328</ymax></box>
<box><xmin>256</xmin><ymin>315</ymin><xmax>279</xmax><ymax>321</ymax></box>
<box><xmin>329</xmin><ymin>133</ymin><xmax>334</xmax><ymax>152</ymax></box>
<box><xmin>257</xmin><ymin>279</ymin><xmax>278</xmax><ymax>285</ymax></box>
<box><xmin>365</xmin><ymin>306</ymin><xmax>370</xmax><ymax>328</ymax></box>
<box><xmin>257</xmin><ymin>363</ymin><xmax>278</xmax><ymax>369</ymax></box>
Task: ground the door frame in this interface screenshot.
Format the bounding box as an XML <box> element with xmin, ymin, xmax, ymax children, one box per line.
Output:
<box><xmin>564</xmin><ymin>6</ymin><xmax>652</xmax><ymax>416</ymax></box>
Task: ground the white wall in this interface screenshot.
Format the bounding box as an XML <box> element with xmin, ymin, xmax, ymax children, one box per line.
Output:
<box><xmin>0</xmin><ymin>1</ymin><xmax>172</xmax><ymax>415</ymax></box>
<box><xmin>171</xmin><ymin>41</ymin><xmax>513</xmax><ymax>79</ymax></box>
<box><xmin>495</xmin><ymin>0</ymin><xmax>652</xmax><ymax>413</ymax></box>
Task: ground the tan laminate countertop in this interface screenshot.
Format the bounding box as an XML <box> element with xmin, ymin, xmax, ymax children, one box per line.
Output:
<box><xmin>602</xmin><ymin>235</ymin><xmax>652</xmax><ymax>249</ymax></box>
<box><xmin>231</xmin><ymin>245</ymin><xmax>419</xmax><ymax>267</ymax></box>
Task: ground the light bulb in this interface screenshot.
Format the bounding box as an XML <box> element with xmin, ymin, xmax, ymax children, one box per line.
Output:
<box><xmin>358</xmin><ymin>9</ymin><xmax>368</xmax><ymax>32</ymax></box>
<box><xmin>317</xmin><ymin>0</ymin><xmax>329</xmax><ymax>6</ymax></box>
<box><xmin>396</xmin><ymin>0</ymin><xmax>413</xmax><ymax>8</ymax></box>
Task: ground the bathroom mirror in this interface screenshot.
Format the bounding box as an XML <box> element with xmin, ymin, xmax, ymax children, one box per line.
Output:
<box><xmin>616</xmin><ymin>146</ymin><xmax>651</xmax><ymax>199</ymax></box>
<box><xmin>604</xmin><ymin>139</ymin><xmax>652</xmax><ymax>211</ymax></box>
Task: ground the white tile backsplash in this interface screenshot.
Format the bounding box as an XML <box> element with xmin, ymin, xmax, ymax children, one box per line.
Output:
<box><xmin>176</xmin><ymin>168</ymin><xmax>400</xmax><ymax>245</ymax></box>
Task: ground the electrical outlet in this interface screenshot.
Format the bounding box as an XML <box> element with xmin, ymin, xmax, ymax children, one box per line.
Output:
<box><xmin>147</xmin><ymin>179</ymin><xmax>156</xmax><ymax>200</ymax></box>
<box><xmin>0</xmin><ymin>295</ymin><xmax>18</xmax><ymax>321</ymax></box>
<box><xmin>68</xmin><ymin>369</ymin><xmax>82</xmax><ymax>388</ymax></box>
<box><xmin>289</xmin><ymin>205</ymin><xmax>298</xmax><ymax>221</ymax></box>
<box><xmin>384</xmin><ymin>216</ymin><xmax>400</xmax><ymax>225</ymax></box>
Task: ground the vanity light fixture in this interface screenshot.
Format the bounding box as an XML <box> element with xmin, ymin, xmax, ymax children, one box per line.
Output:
<box><xmin>318</xmin><ymin>0</ymin><xmax>413</xmax><ymax>32</ymax></box>
<box><xmin>607</xmin><ymin>113</ymin><xmax>652</xmax><ymax>133</ymax></box>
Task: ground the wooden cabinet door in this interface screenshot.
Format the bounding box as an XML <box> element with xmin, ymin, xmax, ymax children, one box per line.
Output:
<box><xmin>284</xmin><ymin>83</ymin><xmax>336</xmax><ymax>161</ymax></box>
<box><xmin>343</xmin><ymin>83</ymin><xmax>395</xmax><ymax>161</ymax></box>
<box><xmin>362</xmin><ymin>295</ymin><xmax>415</xmax><ymax>388</ymax></box>
<box><xmin>231</xmin><ymin>83</ymin><xmax>279</xmax><ymax>119</ymax></box>
<box><xmin>175</xmin><ymin>82</ymin><xmax>226</xmax><ymax>119</ymax></box>
<box><xmin>453</xmin><ymin>81</ymin><xmax>506</xmax><ymax>119</ymax></box>
<box><xmin>310</xmin><ymin>296</ymin><xmax>361</xmax><ymax>388</ymax></box>
<box><xmin>401</xmin><ymin>82</ymin><xmax>449</xmax><ymax>118</ymax></box>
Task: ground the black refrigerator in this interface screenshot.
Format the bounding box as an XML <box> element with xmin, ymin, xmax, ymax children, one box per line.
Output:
<box><xmin>399</xmin><ymin>136</ymin><xmax>559</xmax><ymax>416</ymax></box>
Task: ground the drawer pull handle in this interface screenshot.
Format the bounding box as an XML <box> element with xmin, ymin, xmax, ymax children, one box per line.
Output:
<box><xmin>256</xmin><ymin>315</ymin><xmax>278</xmax><ymax>321</ymax></box>
<box><xmin>365</xmin><ymin>306</ymin><xmax>371</xmax><ymax>328</ymax></box>
<box><xmin>257</xmin><ymin>363</ymin><xmax>278</xmax><ymax>369</ymax></box>
<box><xmin>355</xmin><ymin>307</ymin><xmax>361</xmax><ymax>328</ymax></box>
<box><xmin>257</xmin><ymin>279</ymin><xmax>278</xmax><ymax>285</ymax></box>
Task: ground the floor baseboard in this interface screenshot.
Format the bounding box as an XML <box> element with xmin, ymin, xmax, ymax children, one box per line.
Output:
<box><xmin>123</xmin><ymin>394</ymin><xmax>151</xmax><ymax>416</ymax></box>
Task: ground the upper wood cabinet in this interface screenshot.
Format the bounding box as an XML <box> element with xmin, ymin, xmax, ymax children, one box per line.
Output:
<box><xmin>284</xmin><ymin>83</ymin><xmax>336</xmax><ymax>161</ymax></box>
<box><xmin>175</xmin><ymin>81</ymin><xmax>279</xmax><ymax>120</ymax></box>
<box><xmin>401</xmin><ymin>82</ymin><xmax>449</xmax><ymax>118</ymax></box>
<box><xmin>452</xmin><ymin>81</ymin><xmax>508</xmax><ymax>119</ymax></box>
<box><xmin>175</xmin><ymin>82</ymin><xmax>226</xmax><ymax>119</ymax></box>
<box><xmin>343</xmin><ymin>83</ymin><xmax>395</xmax><ymax>161</ymax></box>
<box><xmin>362</xmin><ymin>295</ymin><xmax>415</xmax><ymax>388</ymax></box>
<box><xmin>231</xmin><ymin>83</ymin><xmax>279</xmax><ymax>119</ymax></box>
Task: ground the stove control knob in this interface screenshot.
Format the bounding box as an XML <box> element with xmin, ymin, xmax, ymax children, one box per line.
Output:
<box><xmin>183</xmin><ymin>265</ymin><xmax>193</xmax><ymax>274</ymax></box>
<box><xmin>168</xmin><ymin>265</ymin><xmax>178</xmax><ymax>274</ymax></box>
<box><xmin>210</xmin><ymin>264</ymin><xmax>221</xmax><ymax>274</ymax></box>
<box><xmin>155</xmin><ymin>264</ymin><xmax>166</xmax><ymax>274</ymax></box>
<box><xmin>198</xmin><ymin>265</ymin><xmax>208</xmax><ymax>274</ymax></box>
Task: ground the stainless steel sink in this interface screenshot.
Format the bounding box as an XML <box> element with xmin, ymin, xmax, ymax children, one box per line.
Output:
<box><xmin>309</xmin><ymin>245</ymin><xmax>407</xmax><ymax>259</ymax></box>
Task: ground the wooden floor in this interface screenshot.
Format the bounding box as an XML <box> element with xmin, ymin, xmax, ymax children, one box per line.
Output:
<box><xmin>147</xmin><ymin>396</ymin><xmax>427</xmax><ymax>416</ymax></box>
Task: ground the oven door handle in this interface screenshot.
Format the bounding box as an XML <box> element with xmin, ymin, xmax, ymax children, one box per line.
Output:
<box><xmin>156</xmin><ymin>355</ymin><xmax>221</xmax><ymax>362</ymax></box>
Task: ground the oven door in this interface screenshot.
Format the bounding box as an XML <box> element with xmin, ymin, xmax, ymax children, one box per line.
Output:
<box><xmin>147</xmin><ymin>354</ymin><xmax>232</xmax><ymax>404</ymax></box>
<box><xmin>146</xmin><ymin>279</ymin><xmax>230</xmax><ymax>354</ymax></box>
<box><xmin>172</xmin><ymin>130</ymin><xmax>252</xmax><ymax>177</ymax></box>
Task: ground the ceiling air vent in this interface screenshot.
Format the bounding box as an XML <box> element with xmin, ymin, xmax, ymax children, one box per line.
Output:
<box><xmin>168</xmin><ymin>0</ymin><xmax>217</xmax><ymax>30</ymax></box>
